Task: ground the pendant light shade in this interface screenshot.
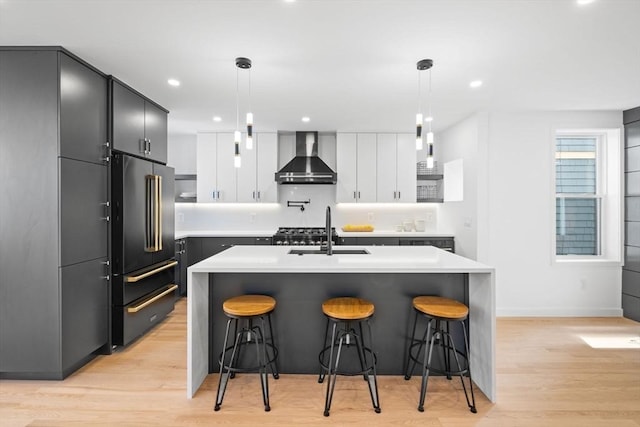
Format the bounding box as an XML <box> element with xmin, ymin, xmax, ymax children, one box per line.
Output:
<box><xmin>246</xmin><ymin>112</ymin><xmax>253</xmax><ymax>150</ymax></box>
<box><xmin>416</xmin><ymin>59</ymin><xmax>435</xmax><ymax>168</ymax></box>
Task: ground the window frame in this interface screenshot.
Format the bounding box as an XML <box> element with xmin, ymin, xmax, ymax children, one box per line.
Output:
<box><xmin>552</xmin><ymin>128</ymin><xmax>622</xmax><ymax>265</ymax></box>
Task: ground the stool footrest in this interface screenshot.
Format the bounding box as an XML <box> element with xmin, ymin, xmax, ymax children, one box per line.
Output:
<box><xmin>318</xmin><ymin>345</ymin><xmax>377</xmax><ymax>377</ymax></box>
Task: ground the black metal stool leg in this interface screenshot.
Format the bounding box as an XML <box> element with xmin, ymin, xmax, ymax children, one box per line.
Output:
<box><xmin>318</xmin><ymin>317</ymin><xmax>330</xmax><ymax>384</ymax></box>
<box><xmin>229</xmin><ymin>318</ymin><xmax>241</xmax><ymax>379</ymax></box>
<box><xmin>404</xmin><ymin>310</ymin><xmax>420</xmax><ymax>379</ymax></box>
<box><xmin>364</xmin><ymin>319</ymin><xmax>381</xmax><ymax>413</ymax></box>
<box><xmin>266</xmin><ymin>313</ymin><xmax>279</xmax><ymax>379</ymax></box>
<box><xmin>323</xmin><ymin>321</ymin><xmax>339</xmax><ymax>417</ymax></box>
<box><xmin>214</xmin><ymin>318</ymin><xmax>235</xmax><ymax>411</ymax></box>
<box><xmin>405</xmin><ymin>311</ymin><xmax>430</xmax><ymax>380</ymax></box>
<box><xmin>256</xmin><ymin>318</ymin><xmax>270</xmax><ymax>412</ymax></box>
<box><xmin>325</xmin><ymin>327</ymin><xmax>345</xmax><ymax>417</ymax></box>
<box><xmin>459</xmin><ymin>321</ymin><xmax>477</xmax><ymax>413</ymax></box>
<box><xmin>418</xmin><ymin>319</ymin><xmax>435</xmax><ymax>412</ymax></box>
<box><xmin>442</xmin><ymin>321</ymin><xmax>452</xmax><ymax>380</ymax></box>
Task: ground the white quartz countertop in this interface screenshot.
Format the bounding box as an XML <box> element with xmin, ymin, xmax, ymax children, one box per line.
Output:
<box><xmin>336</xmin><ymin>231</ymin><xmax>454</xmax><ymax>238</ymax></box>
<box><xmin>175</xmin><ymin>230</ymin><xmax>453</xmax><ymax>239</ymax></box>
<box><xmin>188</xmin><ymin>245</ymin><xmax>493</xmax><ymax>274</ymax></box>
<box><xmin>175</xmin><ymin>229</ymin><xmax>277</xmax><ymax>239</ymax></box>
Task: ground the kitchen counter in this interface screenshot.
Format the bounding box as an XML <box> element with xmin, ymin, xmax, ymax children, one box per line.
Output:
<box><xmin>175</xmin><ymin>229</ymin><xmax>453</xmax><ymax>239</ymax></box>
<box><xmin>336</xmin><ymin>230</ymin><xmax>454</xmax><ymax>238</ymax></box>
<box><xmin>175</xmin><ymin>229</ymin><xmax>277</xmax><ymax>239</ymax></box>
<box><xmin>187</xmin><ymin>245</ymin><xmax>495</xmax><ymax>401</ymax></box>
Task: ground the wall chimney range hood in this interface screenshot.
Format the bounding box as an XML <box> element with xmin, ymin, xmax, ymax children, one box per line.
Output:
<box><xmin>275</xmin><ymin>131</ymin><xmax>337</xmax><ymax>184</ymax></box>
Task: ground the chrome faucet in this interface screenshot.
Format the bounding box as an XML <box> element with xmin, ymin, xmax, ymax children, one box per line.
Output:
<box><xmin>325</xmin><ymin>206</ymin><xmax>332</xmax><ymax>255</ymax></box>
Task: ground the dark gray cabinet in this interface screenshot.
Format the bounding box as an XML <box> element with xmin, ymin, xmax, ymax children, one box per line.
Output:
<box><xmin>111</xmin><ymin>79</ymin><xmax>168</xmax><ymax>163</ymax></box>
<box><xmin>175</xmin><ymin>236</ymin><xmax>273</xmax><ymax>296</ymax></box>
<box><xmin>623</xmin><ymin>106</ymin><xmax>640</xmax><ymax>321</ymax></box>
<box><xmin>339</xmin><ymin>236</ymin><xmax>454</xmax><ymax>252</ymax></box>
<box><xmin>0</xmin><ymin>47</ymin><xmax>110</xmax><ymax>379</ymax></box>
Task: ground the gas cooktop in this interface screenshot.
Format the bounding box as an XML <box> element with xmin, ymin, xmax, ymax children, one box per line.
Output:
<box><xmin>272</xmin><ymin>227</ymin><xmax>337</xmax><ymax>246</ymax></box>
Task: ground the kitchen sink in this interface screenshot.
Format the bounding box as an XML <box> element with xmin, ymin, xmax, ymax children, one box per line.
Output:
<box><xmin>288</xmin><ymin>248</ymin><xmax>370</xmax><ymax>255</ymax></box>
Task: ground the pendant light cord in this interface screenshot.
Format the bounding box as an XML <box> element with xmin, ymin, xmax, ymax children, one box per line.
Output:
<box><xmin>428</xmin><ymin>68</ymin><xmax>432</xmax><ymax>133</ymax></box>
<box><xmin>417</xmin><ymin>69</ymin><xmax>422</xmax><ymax>114</ymax></box>
<box><xmin>236</xmin><ymin>66</ymin><xmax>240</xmax><ymax>131</ymax></box>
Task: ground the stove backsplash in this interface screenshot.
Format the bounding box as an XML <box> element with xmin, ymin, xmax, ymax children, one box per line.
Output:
<box><xmin>175</xmin><ymin>184</ymin><xmax>440</xmax><ymax>232</ymax></box>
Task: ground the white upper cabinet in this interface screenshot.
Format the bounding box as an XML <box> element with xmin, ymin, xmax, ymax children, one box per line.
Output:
<box><xmin>336</xmin><ymin>133</ymin><xmax>377</xmax><ymax>203</ymax></box>
<box><xmin>196</xmin><ymin>133</ymin><xmax>237</xmax><ymax>202</ymax></box>
<box><xmin>395</xmin><ymin>133</ymin><xmax>417</xmax><ymax>202</ymax></box>
<box><xmin>376</xmin><ymin>133</ymin><xmax>416</xmax><ymax>202</ymax></box>
<box><xmin>237</xmin><ymin>133</ymin><xmax>278</xmax><ymax>202</ymax></box>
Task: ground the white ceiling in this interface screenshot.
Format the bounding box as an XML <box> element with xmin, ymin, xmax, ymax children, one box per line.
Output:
<box><xmin>1</xmin><ymin>0</ymin><xmax>639</xmax><ymax>137</ymax></box>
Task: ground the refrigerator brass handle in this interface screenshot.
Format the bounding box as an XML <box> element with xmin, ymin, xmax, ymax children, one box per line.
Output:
<box><xmin>145</xmin><ymin>175</ymin><xmax>155</xmax><ymax>252</ymax></box>
<box><xmin>155</xmin><ymin>175</ymin><xmax>162</xmax><ymax>251</ymax></box>
<box><xmin>125</xmin><ymin>260</ymin><xmax>178</xmax><ymax>282</ymax></box>
<box><xmin>127</xmin><ymin>284</ymin><xmax>177</xmax><ymax>313</ymax></box>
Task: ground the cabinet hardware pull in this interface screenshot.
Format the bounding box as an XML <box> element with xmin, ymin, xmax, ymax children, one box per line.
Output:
<box><xmin>253</xmin><ymin>191</ymin><xmax>256</xmax><ymax>200</ymax></box>
<box><xmin>257</xmin><ymin>191</ymin><xmax>260</xmax><ymax>200</ymax></box>
<box><xmin>127</xmin><ymin>284</ymin><xmax>178</xmax><ymax>313</ymax></box>
<box><xmin>358</xmin><ymin>191</ymin><xmax>361</xmax><ymax>199</ymax></box>
<box><xmin>398</xmin><ymin>191</ymin><xmax>401</xmax><ymax>199</ymax></box>
<box><xmin>353</xmin><ymin>191</ymin><xmax>356</xmax><ymax>199</ymax></box>
<box><xmin>125</xmin><ymin>260</ymin><xmax>178</xmax><ymax>282</ymax></box>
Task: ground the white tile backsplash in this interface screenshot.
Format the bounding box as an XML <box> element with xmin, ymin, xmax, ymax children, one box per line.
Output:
<box><xmin>175</xmin><ymin>185</ymin><xmax>442</xmax><ymax>233</ymax></box>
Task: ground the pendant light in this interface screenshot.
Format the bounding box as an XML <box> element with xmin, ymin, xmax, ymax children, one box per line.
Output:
<box><xmin>236</xmin><ymin>57</ymin><xmax>253</xmax><ymax>151</ymax></box>
<box><xmin>234</xmin><ymin>57</ymin><xmax>252</xmax><ymax>167</ymax></box>
<box><xmin>416</xmin><ymin>59</ymin><xmax>435</xmax><ymax>168</ymax></box>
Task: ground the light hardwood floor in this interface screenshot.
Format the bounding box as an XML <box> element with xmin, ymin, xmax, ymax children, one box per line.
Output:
<box><xmin>1</xmin><ymin>298</ymin><xmax>639</xmax><ymax>427</ymax></box>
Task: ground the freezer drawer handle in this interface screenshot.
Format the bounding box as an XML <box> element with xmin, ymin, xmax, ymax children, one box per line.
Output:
<box><xmin>125</xmin><ymin>260</ymin><xmax>178</xmax><ymax>283</ymax></box>
<box><xmin>127</xmin><ymin>284</ymin><xmax>177</xmax><ymax>313</ymax></box>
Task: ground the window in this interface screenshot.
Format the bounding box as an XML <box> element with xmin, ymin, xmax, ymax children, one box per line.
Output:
<box><xmin>554</xmin><ymin>129</ymin><xmax>622</xmax><ymax>261</ymax></box>
<box><xmin>555</xmin><ymin>135</ymin><xmax>600</xmax><ymax>255</ymax></box>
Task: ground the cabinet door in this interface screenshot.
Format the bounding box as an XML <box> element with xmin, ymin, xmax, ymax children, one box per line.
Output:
<box><xmin>236</xmin><ymin>134</ymin><xmax>257</xmax><ymax>203</ymax></box>
<box><xmin>337</xmin><ymin>133</ymin><xmax>358</xmax><ymax>202</ymax></box>
<box><xmin>61</xmin><ymin>257</ymin><xmax>109</xmax><ymax>373</ymax></box>
<box><xmin>144</xmin><ymin>101</ymin><xmax>168</xmax><ymax>163</ymax></box>
<box><xmin>215</xmin><ymin>133</ymin><xmax>238</xmax><ymax>202</ymax></box>
<box><xmin>196</xmin><ymin>133</ymin><xmax>218</xmax><ymax>202</ymax></box>
<box><xmin>59</xmin><ymin>53</ymin><xmax>108</xmax><ymax>164</ymax></box>
<box><xmin>376</xmin><ymin>133</ymin><xmax>398</xmax><ymax>202</ymax></box>
<box><xmin>396</xmin><ymin>133</ymin><xmax>417</xmax><ymax>202</ymax></box>
<box><xmin>60</xmin><ymin>158</ymin><xmax>108</xmax><ymax>267</ymax></box>
<box><xmin>356</xmin><ymin>133</ymin><xmax>377</xmax><ymax>202</ymax></box>
<box><xmin>256</xmin><ymin>133</ymin><xmax>278</xmax><ymax>202</ymax></box>
<box><xmin>111</xmin><ymin>81</ymin><xmax>145</xmax><ymax>157</ymax></box>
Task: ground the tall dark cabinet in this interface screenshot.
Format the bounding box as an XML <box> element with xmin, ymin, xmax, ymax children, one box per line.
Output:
<box><xmin>0</xmin><ymin>47</ymin><xmax>110</xmax><ymax>379</ymax></box>
<box><xmin>623</xmin><ymin>106</ymin><xmax>640</xmax><ymax>321</ymax></box>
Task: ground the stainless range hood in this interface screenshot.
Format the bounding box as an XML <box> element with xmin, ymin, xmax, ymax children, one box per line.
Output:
<box><xmin>275</xmin><ymin>131</ymin><xmax>337</xmax><ymax>184</ymax></box>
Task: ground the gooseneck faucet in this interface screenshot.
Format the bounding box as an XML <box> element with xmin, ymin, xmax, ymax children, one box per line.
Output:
<box><xmin>325</xmin><ymin>206</ymin><xmax>332</xmax><ymax>256</ymax></box>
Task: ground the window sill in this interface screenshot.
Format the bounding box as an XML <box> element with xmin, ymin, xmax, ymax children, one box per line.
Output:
<box><xmin>554</xmin><ymin>257</ymin><xmax>622</xmax><ymax>267</ymax></box>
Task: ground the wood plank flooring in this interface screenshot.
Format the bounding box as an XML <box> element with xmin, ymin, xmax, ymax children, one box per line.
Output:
<box><xmin>1</xmin><ymin>298</ymin><xmax>639</xmax><ymax>426</ymax></box>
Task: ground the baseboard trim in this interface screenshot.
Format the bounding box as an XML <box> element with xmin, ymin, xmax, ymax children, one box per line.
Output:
<box><xmin>497</xmin><ymin>307</ymin><xmax>624</xmax><ymax>317</ymax></box>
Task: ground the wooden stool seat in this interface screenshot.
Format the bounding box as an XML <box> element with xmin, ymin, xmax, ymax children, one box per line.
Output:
<box><xmin>223</xmin><ymin>294</ymin><xmax>276</xmax><ymax>317</ymax></box>
<box><xmin>413</xmin><ymin>296</ymin><xmax>468</xmax><ymax>320</ymax></box>
<box><xmin>322</xmin><ymin>297</ymin><xmax>375</xmax><ymax>320</ymax></box>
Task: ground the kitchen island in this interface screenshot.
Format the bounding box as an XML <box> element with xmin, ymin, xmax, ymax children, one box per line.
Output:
<box><xmin>187</xmin><ymin>245</ymin><xmax>495</xmax><ymax>402</ymax></box>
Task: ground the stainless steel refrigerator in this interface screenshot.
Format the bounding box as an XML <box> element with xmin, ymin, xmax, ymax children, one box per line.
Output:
<box><xmin>111</xmin><ymin>152</ymin><xmax>176</xmax><ymax>346</ymax></box>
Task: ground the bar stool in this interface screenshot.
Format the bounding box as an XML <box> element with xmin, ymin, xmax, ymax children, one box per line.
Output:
<box><xmin>318</xmin><ymin>297</ymin><xmax>381</xmax><ymax>417</ymax></box>
<box><xmin>404</xmin><ymin>296</ymin><xmax>476</xmax><ymax>413</ymax></box>
<box><xmin>214</xmin><ymin>294</ymin><xmax>279</xmax><ymax>412</ymax></box>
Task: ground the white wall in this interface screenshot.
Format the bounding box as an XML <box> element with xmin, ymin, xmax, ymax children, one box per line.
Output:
<box><xmin>436</xmin><ymin>112</ymin><xmax>489</xmax><ymax>260</ymax></box>
<box><xmin>442</xmin><ymin>111</ymin><xmax>624</xmax><ymax>316</ymax></box>
<box><xmin>167</xmin><ymin>133</ymin><xmax>197</xmax><ymax>174</ymax></box>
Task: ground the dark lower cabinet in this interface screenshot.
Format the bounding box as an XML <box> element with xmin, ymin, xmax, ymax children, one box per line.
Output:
<box><xmin>339</xmin><ymin>236</ymin><xmax>455</xmax><ymax>252</ymax></box>
<box><xmin>175</xmin><ymin>236</ymin><xmax>273</xmax><ymax>295</ymax></box>
<box><xmin>61</xmin><ymin>257</ymin><xmax>110</xmax><ymax>375</ymax></box>
<box><xmin>0</xmin><ymin>47</ymin><xmax>110</xmax><ymax>379</ymax></box>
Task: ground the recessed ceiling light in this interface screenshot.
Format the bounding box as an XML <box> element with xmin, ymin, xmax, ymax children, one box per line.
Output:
<box><xmin>469</xmin><ymin>80</ymin><xmax>483</xmax><ymax>88</ymax></box>
<box><xmin>284</xmin><ymin>0</ymin><xmax>296</xmax><ymax>3</ymax></box>
<box><xmin>167</xmin><ymin>79</ymin><xmax>180</xmax><ymax>87</ymax></box>
<box><xmin>301</xmin><ymin>116</ymin><xmax>310</xmax><ymax>122</ymax></box>
<box><xmin>212</xmin><ymin>116</ymin><xmax>222</xmax><ymax>122</ymax></box>
<box><xmin>576</xmin><ymin>0</ymin><xmax>595</xmax><ymax>5</ymax></box>
<box><xmin>424</xmin><ymin>116</ymin><xmax>433</xmax><ymax>123</ymax></box>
